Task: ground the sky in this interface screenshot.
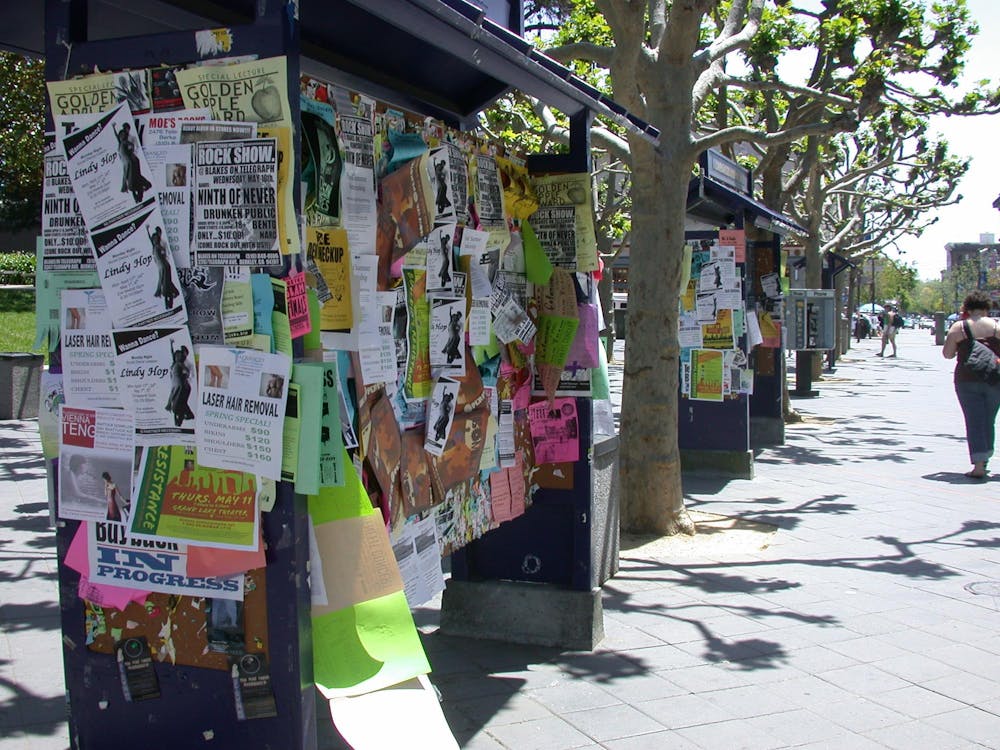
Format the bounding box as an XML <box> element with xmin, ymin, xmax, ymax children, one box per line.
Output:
<box><xmin>889</xmin><ymin>0</ymin><xmax>1000</xmax><ymax>281</ymax></box>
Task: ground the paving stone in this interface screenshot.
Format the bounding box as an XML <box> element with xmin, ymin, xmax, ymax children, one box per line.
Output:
<box><xmin>483</xmin><ymin>716</ymin><xmax>596</xmax><ymax>750</ymax></box>
<box><xmin>449</xmin><ymin>691</ymin><xmax>553</xmax><ymax>727</ymax></box>
<box><xmin>602</xmin><ymin>731</ymin><xmax>702</xmax><ymax>750</ymax></box>
<box><xmin>743</xmin><ymin>708</ymin><xmax>847</xmax><ymax>746</ymax></box>
<box><xmin>633</xmin><ymin>691</ymin><xmax>737</xmax><ymax>729</ymax></box>
<box><xmin>807</xmin><ymin>696</ymin><xmax>911</xmax><ymax>733</ymax></box>
<box><xmin>784</xmin><ymin>645</ymin><xmax>861</xmax><ymax>674</ymax></box>
<box><xmin>823</xmin><ymin>635</ymin><xmax>910</xmax><ymax>663</ymax></box>
<box><xmin>700</xmin><ymin>684</ymin><xmax>803</xmax><ymax>720</ymax></box>
<box><xmin>675</xmin><ymin>716</ymin><xmax>788</xmax><ymax>750</ymax></box>
<box><xmin>815</xmin><ymin>663</ymin><xmax>912</xmax><ymax>695</ymax></box>
<box><xmin>592</xmin><ymin>670</ymin><xmax>689</xmax><ymax>703</ymax></box>
<box><xmin>922</xmin><ymin>671</ymin><xmax>1000</xmax><ymax>705</ymax></box>
<box><xmin>526</xmin><ymin>678</ymin><xmax>623</xmax><ymax>714</ymax></box>
<box><xmin>871</xmin><ymin>652</ymin><xmax>958</xmax><ymax>684</ymax></box>
<box><xmin>922</xmin><ymin>706</ymin><xmax>1000</xmax><ymax>745</ymax></box>
<box><xmin>863</xmin><ymin>719</ymin><xmax>979</xmax><ymax>750</ymax></box>
<box><xmin>560</xmin><ymin>703</ymin><xmax>666</xmax><ymax>743</ymax></box>
<box><xmin>765</xmin><ymin>675</ymin><xmax>856</xmax><ymax>707</ymax></box>
<box><xmin>866</xmin><ymin>684</ymin><xmax>967</xmax><ymax>718</ymax></box>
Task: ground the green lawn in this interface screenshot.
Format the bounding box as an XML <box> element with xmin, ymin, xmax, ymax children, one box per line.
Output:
<box><xmin>0</xmin><ymin>288</ymin><xmax>42</xmax><ymax>354</ymax></box>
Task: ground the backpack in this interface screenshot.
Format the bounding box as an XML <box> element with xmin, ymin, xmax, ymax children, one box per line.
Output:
<box><xmin>961</xmin><ymin>321</ymin><xmax>1000</xmax><ymax>385</ymax></box>
<box><xmin>892</xmin><ymin>313</ymin><xmax>905</xmax><ymax>329</ymax></box>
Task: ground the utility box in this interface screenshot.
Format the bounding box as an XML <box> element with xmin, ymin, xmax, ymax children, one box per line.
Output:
<box><xmin>786</xmin><ymin>289</ymin><xmax>836</xmax><ymax>351</ymax></box>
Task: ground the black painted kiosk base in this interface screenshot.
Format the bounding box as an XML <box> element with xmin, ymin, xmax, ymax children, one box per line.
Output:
<box><xmin>440</xmin><ymin>580</ymin><xmax>604</xmax><ymax>650</ymax></box>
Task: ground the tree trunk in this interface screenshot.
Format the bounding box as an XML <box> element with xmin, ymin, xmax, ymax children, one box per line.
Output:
<box><xmin>618</xmin><ymin>131</ymin><xmax>694</xmax><ymax>536</ymax></box>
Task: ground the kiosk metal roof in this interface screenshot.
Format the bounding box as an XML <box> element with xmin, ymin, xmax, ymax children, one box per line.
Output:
<box><xmin>688</xmin><ymin>175</ymin><xmax>807</xmax><ymax>236</ymax></box>
<box><xmin>0</xmin><ymin>0</ymin><xmax>658</xmax><ymax>143</ymax></box>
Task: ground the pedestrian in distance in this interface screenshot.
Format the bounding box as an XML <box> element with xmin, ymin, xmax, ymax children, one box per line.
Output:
<box><xmin>853</xmin><ymin>313</ymin><xmax>871</xmax><ymax>343</ymax></box>
<box><xmin>942</xmin><ymin>290</ymin><xmax>1000</xmax><ymax>480</ymax></box>
<box><xmin>877</xmin><ymin>307</ymin><xmax>903</xmax><ymax>357</ymax></box>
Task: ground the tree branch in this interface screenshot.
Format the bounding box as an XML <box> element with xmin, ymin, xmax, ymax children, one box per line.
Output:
<box><xmin>531</xmin><ymin>100</ymin><xmax>632</xmax><ymax>163</ymax></box>
<box><xmin>704</xmin><ymin>0</ymin><xmax>764</xmax><ymax>64</ymax></box>
<box><xmin>720</xmin><ymin>76</ymin><xmax>855</xmax><ymax>107</ymax></box>
<box><xmin>691</xmin><ymin>112</ymin><xmax>857</xmax><ymax>160</ymax></box>
<box><xmin>543</xmin><ymin>41</ymin><xmax>614</xmax><ymax>69</ymax></box>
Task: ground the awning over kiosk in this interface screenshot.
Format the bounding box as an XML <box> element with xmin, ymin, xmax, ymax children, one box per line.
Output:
<box><xmin>688</xmin><ymin>175</ymin><xmax>806</xmax><ymax>236</ymax></box>
<box><xmin>0</xmin><ymin>0</ymin><xmax>659</xmax><ymax>143</ymax></box>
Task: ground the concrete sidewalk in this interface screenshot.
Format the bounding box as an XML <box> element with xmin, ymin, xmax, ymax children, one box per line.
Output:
<box><xmin>3</xmin><ymin>327</ymin><xmax>1000</xmax><ymax>749</ymax></box>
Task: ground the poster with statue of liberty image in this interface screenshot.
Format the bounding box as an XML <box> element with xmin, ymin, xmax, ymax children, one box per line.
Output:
<box><xmin>129</xmin><ymin>445</ymin><xmax>260</xmax><ymax>550</ymax></box>
<box><xmin>112</xmin><ymin>326</ymin><xmax>197</xmax><ymax>447</ymax></box>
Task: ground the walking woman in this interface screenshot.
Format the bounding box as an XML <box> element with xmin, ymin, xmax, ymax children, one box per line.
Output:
<box><xmin>942</xmin><ymin>290</ymin><xmax>1000</xmax><ymax>479</ymax></box>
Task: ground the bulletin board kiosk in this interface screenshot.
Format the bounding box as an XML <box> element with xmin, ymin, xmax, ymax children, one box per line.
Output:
<box><xmin>682</xmin><ymin>150</ymin><xmax>805</xmax><ymax>474</ymax></box>
<box><xmin>785</xmin><ymin>289</ymin><xmax>836</xmax><ymax>352</ymax></box>
<box><xmin>25</xmin><ymin>1</ymin><xmax>656</xmax><ymax>748</ymax></box>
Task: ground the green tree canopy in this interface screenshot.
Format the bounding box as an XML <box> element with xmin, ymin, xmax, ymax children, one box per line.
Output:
<box><xmin>0</xmin><ymin>51</ymin><xmax>44</xmax><ymax>231</ymax></box>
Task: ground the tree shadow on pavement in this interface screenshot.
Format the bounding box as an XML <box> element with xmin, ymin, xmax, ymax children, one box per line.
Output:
<box><xmin>682</xmin><ymin>493</ymin><xmax>857</xmax><ymax>532</ymax></box>
<box><xmin>599</xmin><ymin>503</ymin><xmax>999</xmax><ymax>672</ymax></box>
<box><xmin>414</xmin><ymin>508</ymin><xmax>999</xmax><ymax>744</ymax></box>
<box><xmin>0</xmin><ymin>500</ymin><xmax>57</xmax><ymax>553</ymax></box>
<box><xmin>0</xmin><ymin>600</ymin><xmax>62</xmax><ymax>633</ymax></box>
<box><xmin>0</xmin><ymin>663</ymin><xmax>68</xmax><ymax>746</ymax></box>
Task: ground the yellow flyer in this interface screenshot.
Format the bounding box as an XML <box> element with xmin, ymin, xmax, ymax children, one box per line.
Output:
<box><xmin>690</xmin><ymin>349</ymin><xmax>724</xmax><ymax>402</ymax></box>
<box><xmin>258</xmin><ymin>125</ymin><xmax>300</xmax><ymax>255</ymax></box>
<box><xmin>176</xmin><ymin>56</ymin><xmax>292</xmax><ymax>130</ymax></box>
<box><xmin>702</xmin><ymin>308</ymin><xmax>735</xmax><ymax>349</ymax></box>
<box><xmin>681</xmin><ymin>278</ymin><xmax>697</xmax><ymax>312</ymax></box>
<box><xmin>530</xmin><ymin>172</ymin><xmax>598</xmax><ymax>272</ymax></box>
<box><xmin>47</xmin><ymin>70</ymin><xmax>150</xmax><ymax>116</ymax></box>
<box><xmin>307</xmin><ymin>226</ymin><xmax>353</xmax><ymax>331</ymax></box>
<box><xmin>129</xmin><ymin>445</ymin><xmax>260</xmax><ymax>550</ymax></box>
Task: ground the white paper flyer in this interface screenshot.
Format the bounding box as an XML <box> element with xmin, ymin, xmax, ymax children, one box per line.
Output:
<box><xmin>112</xmin><ymin>327</ymin><xmax>197</xmax><ymax>446</ymax></box>
<box><xmin>424</xmin><ymin>377</ymin><xmax>460</xmax><ymax>457</ymax></box>
<box><xmin>135</xmin><ymin>107</ymin><xmax>213</xmax><ymax>147</ymax></box>
<box><xmin>88</xmin><ymin>520</ymin><xmax>244</xmax><ymax>601</ymax></box>
<box><xmin>425</xmin><ymin>224</ymin><xmax>457</xmax><ymax>295</ymax></box>
<box><xmin>193</xmin><ymin>138</ymin><xmax>280</xmax><ymax>266</ymax></box>
<box><xmin>60</xmin><ymin>289</ymin><xmax>122</xmax><ymax>409</ymax></box>
<box><xmin>338</xmin><ymin>113</ymin><xmax>377</xmax><ymax>254</ymax></box>
<box><xmin>58</xmin><ymin>406</ymin><xmax>135</xmax><ymax>523</ymax></box>
<box><xmin>144</xmin><ymin>142</ymin><xmax>193</xmax><ymax>267</ymax></box>
<box><xmin>428</xmin><ymin>296</ymin><xmax>466</xmax><ymax>376</ymax></box>
<box><xmin>57</xmin><ymin>102</ymin><xmax>156</xmax><ymax>227</ymax></box>
<box><xmin>87</xmin><ymin>200</ymin><xmax>188</xmax><ymax>328</ymax></box>
<box><xmin>195</xmin><ymin>347</ymin><xmax>291</xmax><ymax>480</ymax></box>
<box><xmin>42</xmin><ymin>133</ymin><xmax>94</xmax><ymax>272</ymax></box>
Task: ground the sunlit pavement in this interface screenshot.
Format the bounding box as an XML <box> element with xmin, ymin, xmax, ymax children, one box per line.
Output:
<box><xmin>4</xmin><ymin>327</ymin><xmax>1000</xmax><ymax>748</ymax></box>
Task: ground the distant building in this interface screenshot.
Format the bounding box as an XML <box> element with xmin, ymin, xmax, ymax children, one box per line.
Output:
<box><xmin>946</xmin><ymin>241</ymin><xmax>998</xmax><ymax>270</ymax></box>
<box><xmin>944</xmin><ymin>241</ymin><xmax>1000</xmax><ymax>306</ymax></box>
